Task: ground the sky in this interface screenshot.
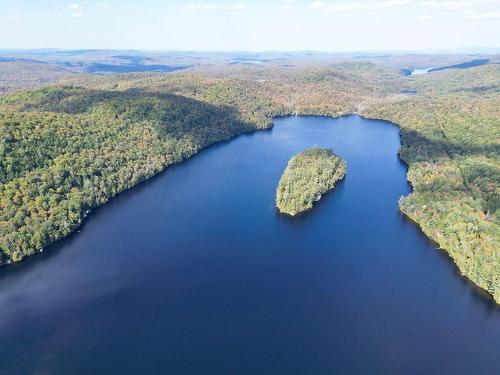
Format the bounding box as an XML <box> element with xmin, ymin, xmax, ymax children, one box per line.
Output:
<box><xmin>1</xmin><ymin>0</ymin><xmax>499</xmax><ymax>51</ymax></box>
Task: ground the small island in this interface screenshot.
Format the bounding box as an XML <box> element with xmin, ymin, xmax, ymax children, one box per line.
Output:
<box><xmin>276</xmin><ymin>147</ymin><xmax>346</xmax><ymax>216</ymax></box>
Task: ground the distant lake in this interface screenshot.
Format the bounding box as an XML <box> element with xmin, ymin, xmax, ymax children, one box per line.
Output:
<box><xmin>402</xmin><ymin>59</ymin><xmax>492</xmax><ymax>76</ymax></box>
<box><xmin>0</xmin><ymin>116</ymin><xmax>499</xmax><ymax>374</ymax></box>
<box><xmin>401</xmin><ymin>67</ymin><xmax>431</xmax><ymax>76</ymax></box>
<box><xmin>410</xmin><ymin>67</ymin><xmax>432</xmax><ymax>75</ymax></box>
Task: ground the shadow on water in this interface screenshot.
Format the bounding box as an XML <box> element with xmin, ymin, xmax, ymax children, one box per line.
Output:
<box><xmin>396</xmin><ymin>212</ymin><xmax>500</xmax><ymax>311</ymax></box>
<box><xmin>274</xmin><ymin>176</ymin><xmax>348</xmax><ymax>224</ymax></box>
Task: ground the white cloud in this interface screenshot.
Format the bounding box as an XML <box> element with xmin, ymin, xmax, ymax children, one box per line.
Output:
<box><xmin>231</xmin><ymin>3</ymin><xmax>247</xmax><ymax>10</ymax></box>
<box><xmin>309</xmin><ymin>0</ymin><xmax>410</xmax><ymax>11</ymax></box>
<box><xmin>8</xmin><ymin>15</ymin><xmax>25</xmax><ymax>21</ymax></box>
<box><xmin>327</xmin><ymin>3</ymin><xmax>371</xmax><ymax>11</ymax></box>
<box><xmin>463</xmin><ymin>11</ymin><xmax>500</xmax><ymax>19</ymax></box>
<box><xmin>72</xmin><ymin>12</ymin><xmax>84</xmax><ymax>17</ymax></box>
<box><xmin>183</xmin><ymin>3</ymin><xmax>247</xmax><ymax>11</ymax></box>
<box><xmin>418</xmin><ymin>1</ymin><xmax>470</xmax><ymax>10</ymax></box>
<box><xmin>418</xmin><ymin>0</ymin><xmax>500</xmax><ymax>11</ymax></box>
<box><xmin>377</xmin><ymin>0</ymin><xmax>411</xmax><ymax>7</ymax></box>
<box><xmin>308</xmin><ymin>0</ymin><xmax>499</xmax><ymax>12</ymax></box>
<box><xmin>67</xmin><ymin>3</ymin><xmax>84</xmax><ymax>9</ymax></box>
<box><xmin>308</xmin><ymin>1</ymin><xmax>326</xmax><ymax>9</ymax></box>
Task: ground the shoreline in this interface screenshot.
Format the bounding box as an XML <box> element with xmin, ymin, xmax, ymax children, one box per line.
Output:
<box><xmin>2</xmin><ymin>112</ymin><xmax>497</xmax><ymax>305</ymax></box>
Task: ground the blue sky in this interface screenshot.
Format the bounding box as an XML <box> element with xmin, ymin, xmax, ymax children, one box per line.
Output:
<box><xmin>1</xmin><ymin>0</ymin><xmax>499</xmax><ymax>51</ymax></box>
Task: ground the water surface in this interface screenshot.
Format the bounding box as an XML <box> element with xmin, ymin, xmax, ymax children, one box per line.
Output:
<box><xmin>411</xmin><ymin>67</ymin><xmax>432</xmax><ymax>75</ymax></box>
<box><xmin>1</xmin><ymin>116</ymin><xmax>499</xmax><ymax>374</ymax></box>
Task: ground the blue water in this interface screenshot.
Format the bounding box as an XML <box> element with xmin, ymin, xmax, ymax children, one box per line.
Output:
<box><xmin>0</xmin><ymin>116</ymin><xmax>499</xmax><ymax>374</ymax></box>
<box><xmin>411</xmin><ymin>67</ymin><xmax>431</xmax><ymax>76</ymax></box>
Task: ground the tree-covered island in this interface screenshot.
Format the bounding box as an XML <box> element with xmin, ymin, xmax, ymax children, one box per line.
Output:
<box><xmin>276</xmin><ymin>147</ymin><xmax>346</xmax><ymax>216</ymax></box>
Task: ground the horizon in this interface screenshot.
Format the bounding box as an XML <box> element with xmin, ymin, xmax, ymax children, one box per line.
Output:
<box><xmin>2</xmin><ymin>47</ymin><xmax>500</xmax><ymax>54</ymax></box>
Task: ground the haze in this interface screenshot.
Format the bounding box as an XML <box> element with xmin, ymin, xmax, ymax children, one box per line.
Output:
<box><xmin>1</xmin><ymin>0</ymin><xmax>500</xmax><ymax>51</ymax></box>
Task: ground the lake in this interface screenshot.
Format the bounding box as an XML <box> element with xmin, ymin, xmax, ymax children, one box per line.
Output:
<box><xmin>411</xmin><ymin>68</ymin><xmax>431</xmax><ymax>75</ymax></box>
<box><xmin>0</xmin><ymin>115</ymin><xmax>499</xmax><ymax>374</ymax></box>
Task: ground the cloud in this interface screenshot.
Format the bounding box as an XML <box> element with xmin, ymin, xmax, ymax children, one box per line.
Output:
<box><xmin>309</xmin><ymin>0</ymin><xmax>499</xmax><ymax>12</ymax></box>
<box><xmin>308</xmin><ymin>0</ymin><xmax>410</xmax><ymax>11</ymax></box>
<box><xmin>418</xmin><ymin>0</ymin><xmax>500</xmax><ymax>11</ymax></box>
<box><xmin>463</xmin><ymin>11</ymin><xmax>500</xmax><ymax>19</ymax></box>
<box><xmin>418</xmin><ymin>14</ymin><xmax>436</xmax><ymax>19</ymax></box>
<box><xmin>418</xmin><ymin>1</ymin><xmax>470</xmax><ymax>10</ymax></box>
<box><xmin>231</xmin><ymin>3</ymin><xmax>247</xmax><ymax>10</ymax></box>
<box><xmin>95</xmin><ymin>3</ymin><xmax>110</xmax><ymax>8</ymax></box>
<box><xmin>308</xmin><ymin>1</ymin><xmax>326</xmax><ymax>8</ymax></box>
<box><xmin>72</xmin><ymin>12</ymin><xmax>84</xmax><ymax>17</ymax></box>
<box><xmin>67</xmin><ymin>3</ymin><xmax>84</xmax><ymax>9</ymax></box>
<box><xmin>8</xmin><ymin>15</ymin><xmax>25</xmax><ymax>21</ymax></box>
<box><xmin>182</xmin><ymin>3</ymin><xmax>247</xmax><ymax>11</ymax></box>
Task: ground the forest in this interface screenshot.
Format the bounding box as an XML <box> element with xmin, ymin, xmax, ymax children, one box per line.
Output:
<box><xmin>0</xmin><ymin>85</ymin><xmax>268</xmax><ymax>263</ymax></box>
<box><xmin>0</xmin><ymin>60</ymin><xmax>498</xmax><ymax>302</ymax></box>
<box><xmin>276</xmin><ymin>147</ymin><xmax>346</xmax><ymax>216</ymax></box>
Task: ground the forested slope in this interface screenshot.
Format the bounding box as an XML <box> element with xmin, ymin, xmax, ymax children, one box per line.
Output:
<box><xmin>0</xmin><ymin>61</ymin><xmax>74</xmax><ymax>94</ymax></box>
<box><xmin>0</xmin><ymin>63</ymin><xmax>498</xmax><ymax>302</ymax></box>
<box><xmin>362</xmin><ymin>65</ymin><xmax>500</xmax><ymax>303</ymax></box>
<box><xmin>0</xmin><ymin>85</ymin><xmax>269</xmax><ymax>263</ymax></box>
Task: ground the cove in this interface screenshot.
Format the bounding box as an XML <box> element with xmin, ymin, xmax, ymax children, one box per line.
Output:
<box><xmin>0</xmin><ymin>115</ymin><xmax>499</xmax><ymax>374</ymax></box>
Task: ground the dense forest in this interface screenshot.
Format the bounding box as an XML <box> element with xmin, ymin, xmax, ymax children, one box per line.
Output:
<box><xmin>0</xmin><ymin>61</ymin><xmax>74</xmax><ymax>94</ymax></box>
<box><xmin>363</xmin><ymin>65</ymin><xmax>500</xmax><ymax>303</ymax></box>
<box><xmin>276</xmin><ymin>147</ymin><xmax>346</xmax><ymax>216</ymax></box>
<box><xmin>0</xmin><ymin>61</ymin><xmax>498</xmax><ymax>302</ymax></box>
<box><xmin>0</xmin><ymin>86</ymin><xmax>268</xmax><ymax>263</ymax></box>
